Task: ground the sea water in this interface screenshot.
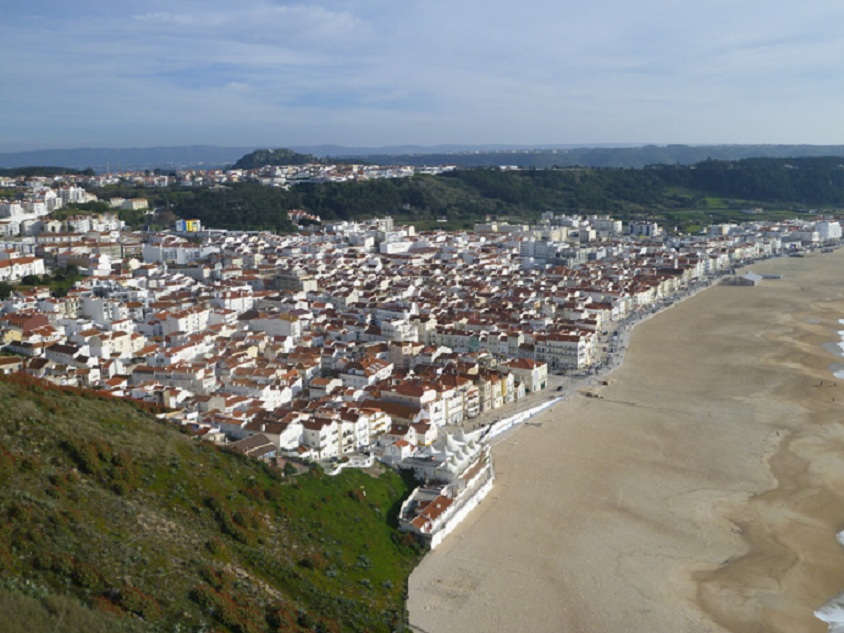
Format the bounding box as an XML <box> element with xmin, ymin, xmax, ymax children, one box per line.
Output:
<box><xmin>816</xmin><ymin>533</ymin><xmax>844</xmax><ymax>633</ymax></box>
<box><xmin>830</xmin><ymin>320</ymin><xmax>844</xmax><ymax>379</ymax></box>
<box><xmin>816</xmin><ymin>324</ymin><xmax>844</xmax><ymax>632</ymax></box>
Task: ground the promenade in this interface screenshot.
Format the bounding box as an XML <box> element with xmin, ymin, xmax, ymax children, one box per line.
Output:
<box><xmin>409</xmin><ymin>250</ymin><xmax>844</xmax><ymax>633</ymax></box>
<box><xmin>455</xmin><ymin>270</ymin><xmax>725</xmax><ymax>439</ymax></box>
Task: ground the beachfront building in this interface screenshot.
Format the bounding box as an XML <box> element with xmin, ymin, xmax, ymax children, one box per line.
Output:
<box><xmin>500</xmin><ymin>358</ymin><xmax>548</xmax><ymax>393</ymax></box>
<box><xmin>398</xmin><ymin>430</ymin><xmax>494</xmax><ymax>549</ymax></box>
<box><xmin>816</xmin><ymin>220</ymin><xmax>842</xmax><ymax>242</ymax></box>
<box><xmin>534</xmin><ymin>331</ymin><xmax>596</xmax><ymax>370</ymax></box>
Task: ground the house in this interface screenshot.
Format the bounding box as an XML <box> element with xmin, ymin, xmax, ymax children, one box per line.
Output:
<box><xmin>308</xmin><ymin>376</ymin><xmax>343</xmax><ymax>398</ymax></box>
<box><xmin>376</xmin><ymin>382</ymin><xmax>447</xmax><ymax>426</ymax></box>
<box><xmin>301</xmin><ymin>418</ymin><xmax>340</xmax><ymax>460</ymax></box>
<box><xmin>376</xmin><ymin>421</ymin><xmax>411</xmax><ymax>449</ymax></box>
<box><xmin>0</xmin><ymin>356</ymin><xmax>24</xmax><ymax>374</ymax></box>
<box><xmin>500</xmin><ymin>358</ymin><xmax>548</xmax><ymax>393</ymax></box>
<box><xmin>0</xmin><ymin>255</ymin><xmax>46</xmax><ymax>282</ymax></box>
<box><xmin>45</xmin><ymin>343</ymin><xmax>86</xmax><ymax>366</ymax></box>
<box><xmin>339</xmin><ymin>357</ymin><xmax>393</xmax><ymax>389</ymax></box>
<box><xmin>227</xmin><ymin>433</ymin><xmax>278</xmax><ymax>462</ymax></box>
<box><xmin>383</xmin><ymin>438</ymin><xmax>415</xmax><ymax>463</ymax></box>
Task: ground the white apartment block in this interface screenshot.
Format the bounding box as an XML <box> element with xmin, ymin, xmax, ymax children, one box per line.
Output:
<box><xmin>534</xmin><ymin>332</ymin><xmax>596</xmax><ymax>370</ymax></box>
<box><xmin>629</xmin><ymin>220</ymin><xmax>662</xmax><ymax>237</ymax></box>
<box><xmin>816</xmin><ymin>221</ymin><xmax>842</xmax><ymax>241</ymax></box>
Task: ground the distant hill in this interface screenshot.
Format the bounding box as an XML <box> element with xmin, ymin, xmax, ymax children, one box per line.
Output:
<box><xmin>0</xmin><ymin>166</ymin><xmax>94</xmax><ymax>178</ymax></box>
<box><xmin>231</xmin><ymin>148</ymin><xmax>320</xmax><ymax>170</ymax></box>
<box><xmin>0</xmin><ymin>374</ymin><xmax>422</xmax><ymax>632</ymax></box>
<box><xmin>290</xmin><ymin>143</ymin><xmax>560</xmax><ymax>157</ymax></box>
<box><xmin>0</xmin><ymin>146</ymin><xmax>259</xmax><ymax>172</ymax></box>
<box><xmin>9</xmin><ymin>143</ymin><xmax>844</xmax><ymax>173</ymax></box>
<box><xmin>335</xmin><ymin>144</ymin><xmax>844</xmax><ymax>169</ymax></box>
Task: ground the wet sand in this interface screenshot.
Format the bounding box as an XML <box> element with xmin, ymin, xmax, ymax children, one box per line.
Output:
<box><xmin>409</xmin><ymin>250</ymin><xmax>844</xmax><ymax>633</ymax></box>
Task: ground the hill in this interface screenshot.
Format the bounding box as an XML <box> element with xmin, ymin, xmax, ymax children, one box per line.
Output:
<box><xmin>338</xmin><ymin>144</ymin><xmax>844</xmax><ymax>169</ymax></box>
<box><xmin>0</xmin><ymin>146</ymin><xmax>259</xmax><ymax>172</ymax></box>
<box><xmin>90</xmin><ymin>156</ymin><xmax>844</xmax><ymax>235</ymax></box>
<box><xmin>0</xmin><ymin>374</ymin><xmax>422</xmax><ymax>633</ymax></box>
<box><xmin>10</xmin><ymin>143</ymin><xmax>844</xmax><ymax>173</ymax></box>
<box><xmin>0</xmin><ymin>167</ymin><xmax>94</xmax><ymax>178</ymax></box>
<box><xmin>231</xmin><ymin>149</ymin><xmax>321</xmax><ymax>170</ymax></box>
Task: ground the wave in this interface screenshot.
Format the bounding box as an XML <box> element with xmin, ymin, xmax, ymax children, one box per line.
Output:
<box><xmin>816</xmin><ymin>533</ymin><xmax>844</xmax><ymax>631</ymax></box>
<box><xmin>817</xmin><ymin>333</ymin><xmax>844</xmax><ymax>632</ymax></box>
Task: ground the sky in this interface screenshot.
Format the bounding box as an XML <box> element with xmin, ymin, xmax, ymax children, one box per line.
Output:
<box><xmin>3</xmin><ymin>0</ymin><xmax>844</xmax><ymax>152</ymax></box>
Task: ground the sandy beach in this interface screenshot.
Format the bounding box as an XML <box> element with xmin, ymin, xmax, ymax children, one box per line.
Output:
<box><xmin>408</xmin><ymin>249</ymin><xmax>844</xmax><ymax>633</ymax></box>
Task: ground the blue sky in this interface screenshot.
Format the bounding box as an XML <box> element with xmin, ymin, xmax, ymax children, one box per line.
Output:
<box><xmin>2</xmin><ymin>1</ymin><xmax>844</xmax><ymax>151</ymax></box>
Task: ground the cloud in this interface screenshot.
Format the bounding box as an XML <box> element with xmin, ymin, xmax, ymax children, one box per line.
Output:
<box><xmin>4</xmin><ymin>0</ymin><xmax>844</xmax><ymax>149</ymax></box>
<box><xmin>131</xmin><ymin>3</ymin><xmax>373</xmax><ymax>48</ymax></box>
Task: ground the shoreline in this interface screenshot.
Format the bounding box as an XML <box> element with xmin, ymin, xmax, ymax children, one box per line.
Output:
<box><xmin>408</xmin><ymin>250</ymin><xmax>844</xmax><ymax>633</ymax></box>
<box><xmin>458</xmin><ymin>268</ymin><xmax>729</xmax><ymax>440</ymax></box>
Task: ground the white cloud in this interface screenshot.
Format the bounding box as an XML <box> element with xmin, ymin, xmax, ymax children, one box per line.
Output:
<box><xmin>131</xmin><ymin>3</ymin><xmax>373</xmax><ymax>48</ymax></box>
<box><xmin>4</xmin><ymin>0</ymin><xmax>844</xmax><ymax>149</ymax></box>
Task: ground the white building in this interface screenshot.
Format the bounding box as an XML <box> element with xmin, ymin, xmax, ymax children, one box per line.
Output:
<box><xmin>59</xmin><ymin>186</ymin><xmax>92</xmax><ymax>205</ymax></box>
<box><xmin>243</xmin><ymin>312</ymin><xmax>302</xmax><ymax>341</ymax></box>
<box><xmin>339</xmin><ymin>358</ymin><xmax>394</xmax><ymax>389</ymax></box>
<box><xmin>629</xmin><ymin>220</ymin><xmax>662</xmax><ymax>237</ymax></box>
<box><xmin>0</xmin><ymin>202</ymin><xmax>24</xmax><ymax>218</ymax></box>
<box><xmin>534</xmin><ymin>331</ymin><xmax>595</xmax><ymax>370</ymax></box>
<box><xmin>302</xmin><ymin>418</ymin><xmax>340</xmax><ymax>459</ymax></box>
<box><xmin>0</xmin><ymin>254</ymin><xmax>46</xmax><ymax>282</ymax></box>
<box><xmin>816</xmin><ymin>221</ymin><xmax>842</xmax><ymax>241</ymax></box>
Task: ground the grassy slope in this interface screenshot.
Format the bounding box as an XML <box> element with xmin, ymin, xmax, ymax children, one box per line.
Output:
<box><xmin>0</xmin><ymin>374</ymin><xmax>423</xmax><ymax>633</ymax></box>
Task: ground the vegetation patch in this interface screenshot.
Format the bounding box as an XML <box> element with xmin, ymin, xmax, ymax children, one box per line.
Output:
<box><xmin>91</xmin><ymin>156</ymin><xmax>844</xmax><ymax>235</ymax></box>
<box><xmin>0</xmin><ymin>374</ymin><xmax>423</xmax><ymax>632</ymax></box>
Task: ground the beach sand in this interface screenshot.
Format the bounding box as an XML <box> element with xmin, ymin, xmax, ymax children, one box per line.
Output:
<box><xmin>408</xmin><ymin>250</ymin><xmax>844</xmax><ymax>633</ymax></box>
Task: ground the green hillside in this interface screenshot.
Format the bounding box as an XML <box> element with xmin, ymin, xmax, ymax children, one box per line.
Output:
<box><xmin>232</xmin><ymin>149</ymin><xmax>320</xmax><ymax>170</ymax></box>
<box><xmin>0</xmin><ymin>374</ymin><xmax>422</xmax><ymax>633</ymax></box>
<box><xmin>92</xmin><ymin>156</ymin><xmax>844</xmax><ymax>234</ymax></box>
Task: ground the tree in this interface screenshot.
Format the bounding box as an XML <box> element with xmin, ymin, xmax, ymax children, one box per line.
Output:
<box><xmin>20</xmin><ymin>275</ymin><xmax>41</xmax><ymax>286</ymax></box>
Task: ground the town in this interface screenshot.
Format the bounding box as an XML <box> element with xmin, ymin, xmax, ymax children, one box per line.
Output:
<box><xmin>0</xmin><ymin>160</ymin><xmax>455</xmax><ymax>195</ymax></box>
<box><xmin>1</xmin><ymin>172</ymin><xmax>842</xmax><ymax>544</ymax></box>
